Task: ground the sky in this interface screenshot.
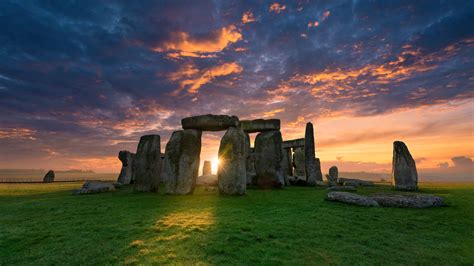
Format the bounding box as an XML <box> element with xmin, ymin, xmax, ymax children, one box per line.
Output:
<box><xmin>0</xmin><ymin>0</ymin><xmax>473</xmax><ymax>178</ymax></box>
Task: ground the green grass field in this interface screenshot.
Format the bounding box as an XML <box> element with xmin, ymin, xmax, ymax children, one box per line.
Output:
<box><xmin>0</xmin><ymin>183</ymin><xmax>473</xmax><ymax>265</ymax></box>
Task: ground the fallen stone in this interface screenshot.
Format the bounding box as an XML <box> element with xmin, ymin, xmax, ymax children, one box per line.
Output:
<box><xmin>282</xmin><ymin>138</ymin><xmax>305</xmax><ymax>149</ymax></box>
<box><xmin>327</xmin><ymin>166</ymin><xmax>338</xmax><ymax>182</ymax></box>
<box><xmin>43</xmin><ymin>170</ymin><xmax>55</xmax><ymax>183</ymax></box>
<box><xmin>240</xmin><ymin>119</ymin><xmax>280</xmax><ymax>133</ymax></box>
<box><xmin>326</xmin><ymin>186</ymin><xmax>356</xmax><ymax>192</ymax></box>
<box><xmin>117</xmin><ymin>150</ymin><xmax>134</xmax><ymax>184</ymax></box>
<box><xmin>162</xmin><ymin>129</ymin><xmax>201</xmax><ymax>195</ymax></box>
<box><xmin>254</xmin><ymin>130</ymin><xmax>284</xmax><ymax>188</ymax></box>
<box><xmin>133</xmin><ymin>135</ymin><xmax>162</xmax><ymax>192</ymax></box>
<box><xmin>72</xmin><ymin>181</ymin><xmax>115</xmax><ymax>195</ymax></box>
<box><xmin>338</xmin><ymin>178</ymin><xmax>374</xmax><ymax>186</ymax></box>
<box><xmin>325</xmin><ymin>192</ymin><xmax>379</xmax><ymax>207</ymax></box>
<box><xmin>371</xmin><ymin>194</ymin><xmax>446</xmax><ymax>208</ymax></box>
<box><xmin>203</xmin><ymin>160</ymin><xmax>212</xmax><ymax>175</ymax></box>
<box><xmin>218</xmin><ymin>127</ymin><xmax>247</xmax><ymax>195</ymax></box>
<box><xmin>181</xmin><ymin>114</ymin><xmax>239</xmax><ymax>131</ymax></box>
<box><xmin>392</xmin><ymin>141</ymin><xmax>418</xmax><ymax>191</ymax></box>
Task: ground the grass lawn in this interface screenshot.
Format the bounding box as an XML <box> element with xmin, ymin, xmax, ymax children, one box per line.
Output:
<box><xmin>0</xmin><ymin>182</ymin><xmax>473</xmax><ymax>265</ymax></box>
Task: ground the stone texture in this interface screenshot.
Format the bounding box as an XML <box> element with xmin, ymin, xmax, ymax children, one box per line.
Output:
<box><xmin>72</xmin><ymin>181</ymin><xmax>115</xmax><ymax>195</ymax></box>
<box><xmin>392</xmin><ymin>141</ymin><xmax>418</xmax><ymax>191</ymax></box>
<box><xmin>325</xmin><ymin>192</ymin><xmax>380</xmax><ymax>207</ymax></box>
<box><xmin>203</xmin><ymin>160</ymin><xmax>212</xmax><ymax>175</ymax></box>
<box><xmin>43</xmin><ymin>170</ymin><xmax>54</xmax><ymax>183</ymax></box>
<box><xmin>218</xmin><ymin>127</ymin><xmax>247</xmax><ymax>195</ymax></box>
<box><xmin>133</xmin><ymin>135</ymin><xmax>162</xmax><ymax>192</ymax></box>
<box><xmin>163</xmin><ymin>129</ymin><xmax>202</xmax><ymax>195</ymax></box>
<box><xmin>338</xmin><ymin>177</ymin><xmax>374</xmax><ymax>186</ymax></box>
<box><xmin>240</xmin><ymin>119</ymin><xmax>280</xmax><ymax>133</ymax></box>
<box><xmin>282</xmin><ymin>138</ymin><xmax>305</xmax><ymax>149</ymax></box>
<box><xmin>327</xmin><ymin>166</ymin><xmax>338</xmax><ymax>183</ymax></box>
<box><xmin>254</xmin><ymin>130</ymin><xmax>284</xmax><ymax>188</ymax></box>
<box><xmin>305</xmin><ymin>123</ymin><xmax>323</xmax><ymax>185</ymax></box>
<box><xmin>117</xmin><ymin>150</ymin><xmax>134</xmax><ymax>184</ymax></box>
<box><xmin>293</xmin><ymin>147</ymin><xmax>305</xmax><ymax>177</ymax></box>
<box><xmin>181</xmin><ymin>114</ymin><xmax>239</xmax><ymax>131</ymax></box>
<box><xmin>281</xmin><ymin>148</ymin><xmax>293</xmax><ymax>177</ymax></box>
<box><xmin>371</xmin><ymin>194</ymin><xmax>446</xmax><ymax>208</ymax></box>
<box><xmin>326</xmin><ymin>186</ymin><xmax>357</xmax><ymax>192</ymax></box>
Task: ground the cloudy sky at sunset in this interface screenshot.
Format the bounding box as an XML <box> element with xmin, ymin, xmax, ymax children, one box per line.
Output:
<box><xmin>0</xmin><ymin>1</ymin><xmax>473</xmax><ymax>178</ymax></box>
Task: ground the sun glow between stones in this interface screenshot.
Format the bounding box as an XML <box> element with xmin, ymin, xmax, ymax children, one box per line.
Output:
<box><xmin>211</xmin><ymin>158</ymin><xmax>220</xmax><ymax>174</ymax></box>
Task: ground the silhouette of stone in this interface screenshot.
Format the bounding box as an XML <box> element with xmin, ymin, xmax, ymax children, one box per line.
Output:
<box><xmin>218</xmin><ymin>127</ymin><xmax>247</xmax><ymax>195</ymax></box>
<box><xmin>371</xmin><ymin>194</ymin><xmax>445</xmax><ymax>208</ymax></box>
<box><xmin>240</xmin><ymin>119</ymin><xmax>280</xmax><ymax>133</ymax></box>
<box><xmin>293</xmin><ymin>147</ymin><xmax>305</xmax><ymax>177</ymax></box>
<box><xmin>203</xmin><ymin>160</ymin><xmax>212</xmax><ymax>175</ymax></box>
<box><xmin>327</xmin><ymin>166</ymin><xmax>338</xmax><ymax>183</ymax></box>
<box><xmin>326</xmin><ymin>192</ymin><xmax>379</xmax><ymax>207</ymax></box>
<box><xmin>282</xmin><ymin>138</ymin><xmax>305</xmax><ymax>149</ymax></box>
<box><xmin>246</xmin><ymin>147</ymin><xmax>257</xmax><ymax>186</ymax></box>
<box><xmin>72</xmin><ymin>181</ymin><xmax>115</xmax><ymax>195</ymax></box>
<box><xmin>163</xmin><ymin>129</ymin><xmax>202</xmax><ymax>195</ymax></box>
<box><xmin>133</xmin><ymin>135</ymin><xmax>162</xmax><ymax>192</ymax></box>
<box><xmin>326</xmin><ymin>186</ymin><xmax>356</xmax><ymax>192</ymax></box>
<box><xmin>337</xmin><ymin>177</ymin><xmax>374</xmax><ymax>186</ymax></box>
<box><xmin>181</xmin><ymin>114</ymin><xmax>239</xmax><ymax>131</ymax></box>
<box><xmin>305</xmin><ymin>122</ymin><xmax>322</xmax><ymax>186</ymax></box>
<box><xmin>392</xmin><ymin>141</ymin><xmax>418</xmax><ymax>191</ymax></box>
<box><xmin>43</xmin><ymin>170</ymin><xmax>55</xmax><ymax>183</ymax></box>
<box><xmin>254</xmin><ymin>130</ymin><xmax>284</xmax><ymax>188</ymax></box>
<box><xmin>281</xmin><ymin>148</ymin><xmax>293</xmax><ymax>177</ymax></box>
<box><xmin>117</xmin><ymin>150</ymin><xmax>134</xmax><ymax>184</ymax></box>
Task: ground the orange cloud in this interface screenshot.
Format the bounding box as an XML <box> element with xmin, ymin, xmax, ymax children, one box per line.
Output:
<box><xmin>242</xmin><ymin>11</ymin><xmax>256</xmax><ymax>24</ymax></box>
<box><xmin>0</xmin><ymin>128</ymin><xmax>37</xmax><ymax>140</ymax></box>
<box><xmin>261</xmin><ymin>108</ymin><xmax>285</xmax><ymax>118</ymax></box>
<box><xmin>153</xmin><ymin>25</ymin><xmax>242</xmax><ymax>58</ymax></box>
<box><xmin>269</xmin><ymin>3</ymin><xmax>286</xmax><ymax>13</ymax></box>
<box><xmin>169</xmin><ymin>62</ymin><xmax>243</xmax><ymax>94</ymax></box>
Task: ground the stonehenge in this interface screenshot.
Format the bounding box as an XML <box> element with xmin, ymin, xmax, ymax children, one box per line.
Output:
<box><xmin>254</xmin><ymin>130</ymin><xmax>284</xmax><ymax>188</ymax></box>
<box><xmin>133</xmin><ymin>135</ymin><xmax>162</xmax><ymax>192</ymax></box>
<box><xmin>182</xmin><ymin>114</ymin><xmax>238</xmax><ymax>131</ymax></box>
<box><xmin>392</xmin><ymin>141</ymin><xmax>418</xmax><ymax>191</ymax></box>
<box><xmin>240</xmin><ymin>119</ymin><xmax>280</xmax><ymax>133</ymax></box>
<box><xmin>117</xmin><ymin>150</ymin><xmax>134</xmax><ymax>184</ymax></box>
<box><xmin>218</xmin><ymin>127</ymin><xmax>247</xmax><ymax>195</ymax></box>
<box><xmin>43</xmin><ymin>170</ymin><xmax>55</xmax><ymax>183</ymax></box>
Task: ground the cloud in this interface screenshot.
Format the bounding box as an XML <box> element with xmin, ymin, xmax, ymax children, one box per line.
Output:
<box><xmin>451</xmin><ymin>156</ymin><xmax>473</xmax><ymax>168</ymax></box>
<box><xmin>169</xmin><ymin>62</ymin><xmax>243</xmax><ymax>94</ymax></box>
<box><xmin>242</xmin><ymin>11</ymin><xmax>256</xmax><ymax>24</ymax></box>
<box><xmin>152</xmin><ymin>25</ymin><xmax>242</xmax><ymax>58</ymax></box>
<box><xmin>269</xmin><ymin>3</ymin><xmax>286</xmax><ymax>14</ymax></box>
<box><xmin>437</xmin><ymin>162</ymin><xmax>449</xmax><ymax>168</ymax></box>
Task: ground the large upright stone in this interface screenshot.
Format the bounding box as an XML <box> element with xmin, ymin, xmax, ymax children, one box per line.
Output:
<box><xmin>328</xmin><ymin>166</ymin><xmax>338</xmax><ymax>182</ymax></box>
<box><xmin>254</xmin><ymin>130</ymin><xmax>284</xmax><ymax>188</ymax></box>
<box><xmin>281</xmin><ymin>148</ymin><xmax>293</xmax><ymax>177</ymax></box>
<box><xmin>218</xmin><ymin>127</ymin><xmax>247</xmax><ymax>195</ymax></box>
<box><xmin>163</xmin><ymin>129</ymin><xmax>202</xmax><ymax>195</ymax></box>
<box><xmin>117</xmin><ymin>150</ymin><xmax>134</xmax><ymax>184</ymax></box>
<box><xmin>392</xmin><ymin>141</ymin><xmax>418</xmax><ymax>191</ymax></box>
<box><xmin>43</xmin><ymin>170</ymin><xmax>55</xmax><ymax>183</ymax></box>
<box><xmin>240</xmin><ymin>119</ymin><xmax>280</xmax><ymax>133</ymax></box>
<box><xmin>293</xmin><ymin>147</ymin><xmax>305</xmax><ymax>177</ymax></box>
<box><xmin>244</xmin><ymin>133</ymin><xmax>256</xmax><ymax>185</ymax></box>
<box><xmin>305</xmin><ymin>122</ymin><xmax>322</xmax><ymax>186</ymax></box>
<box><xmin>133</xmin><ymin>135</ymin><xmax>162</xmax><ymax>192</ymax></box>
<box><xmin>181</xmin><ymin>114</ymin><xmax>239</xmax><ymax>131</ymax></box>
<box><xmin>203</xmin><ymin>160</ymin><xmax>212</xmax><ymax>175</ymax></box>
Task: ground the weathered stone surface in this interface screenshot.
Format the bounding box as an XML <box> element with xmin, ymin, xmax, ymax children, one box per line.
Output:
<box><xmin>203</xmin><ymin>160</ymin><xmax>212</xmax><ymax>175</ymax></box>
<box><xmin>305</xmin><ymin>123</ymin><xmax>323</xmax><ymax>185</ymax></box>
<box><xmin>326</xmin><ymin>186</ymin><xmax>357</xmax><ymax>192</ymax></box>
<box><xmin>281</xmin><ymin>148</ymin><xmax>293</xmax><ymax>177</ymax></box>
<box><xmin>43</xmin><ymin>170</ymin><xmax>54</xmax><ymax>183</ymax></box>
<box><xmin>117</xmin><ymin>150</ymin><xmax>134</xmax><ymax>184</ymax></box>
<box><xmin>133</xmin><ymin>135</ymin><xmax>162</xmax><ymax>192</ymax></box>
<box><xmin>392</xmin><ymin>141</ymin><xmax>418</xmax><ymax>191</ymax></box>
<box><xmin>181</xmin><ymin>114</ymin><xmax>239</xmax><ymax>131</ymax></box>
<box><xmin>282</xmin><ymin>138</ymin><xmax>305</xmax><ymax>149</ymax></box>
<box><xmin>338</xmin><ymin>177</ymin><xmax>374</xmax><ymax>186</ymax></box>
<box><xmin>218</xmin><ymin>127</ymin><xmax>247</xmax><ymax>195</ymax></box>
<box><xmin>293</xmin><ymin>146</ymin><xmax>305</xmax><ymax>177</ymax></box>
<box><xmin>240</xmin><ymin>119</ymin><xmax>280</xmax><ymax>133</ymax></box>
<box><xmin>325</xmin><ymin>192</ymin><xmax>379</xmax><ymax>207</ymax></box>
<box><xmin>254</xmin><ymin>130</ymin><xmax>284</xmax><ymax>188</ymax></box>
<box><xmin>327</xmin><ymin>166</ymin><xmax>338</xmax><ymax>182</ymax></box>
<box><xmin>315</xmin><ymin>158</ymin><xmax>323</xmax><ymax>181</ymax></box>
<box><xmin>371</xmin><ymin>193</ymin><xmax>446</xmax><ymax>208</ymax></box>
<box><xmin>163</xmin><ymin>129</ymin><xmax>201</xmax><ymax>195</ymax></box>
<box><xmin>72</xmin><ymin>181</ymin><xmax>115</xmax><ymax>195</ymax></box>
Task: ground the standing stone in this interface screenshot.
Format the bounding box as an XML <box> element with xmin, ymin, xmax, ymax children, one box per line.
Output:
<box><xmin>327</xmin><ymin>166</ymin><xmax>338</xmax><ymax>183</ymax></box>
<box><xmin>203</xmin><ymin>160</ymin><xmax>212</xmax><ymax>175</ymax></box>
<box><xmin>254</xmin><ymin>130</ymin><xmax>284</xmax><ymax>188</ymax></box>
<box><xmin>117</xmin><ymin>151</ymin><xmax>134</xmax><ymax>184</ymax></box>
<box><xmin>133</xmin><ymin>135</ymin><xmax>162</xmax><ymax>192</ymax></box>
<box><xmin>181</xmin><ymin>114</ymin><xmax>239</xmax><ymax>131</ymax></box>
<box><xmin>305</xmin><ymin>122</ymin><xmax>322</xmax><ymax>186</ymax></box>
<box><xmin>163</xmin><ymin>129</ymin><xmax>202</xmax><ymax>195</ymax></box>
<box><xmin>218</xmin><ymin>127</ymin><xmax>247</xmax><ymax>195</ymax></box>
<box><xmin>246</xmin><ymin>148</ymin><xmax>257</xmax><ymax>186</ymax></box>
<box><xmin>281</xmin><ymin>148</ymin><xmax>293</xmax><ymax>177</ymax></box>
<box><xmin>43</xmin><ymin>170</ymin><xmax>55</xmax><ymax>183</ymax></box>
<box><xmin>392</xmin><ymin>141</ymin><xmax>418</xmax><ymax>191</ymax></box>
<box><xmin>293</xmin><ymin>147</ymin><xmax>306</xmax><ymax>177</ymax></box>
